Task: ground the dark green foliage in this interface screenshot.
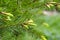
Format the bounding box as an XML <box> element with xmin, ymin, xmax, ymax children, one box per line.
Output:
<box><xmin>0</xmin><ymin>0</ymin><xmax>60</xmax><ymax>40</ymax></box>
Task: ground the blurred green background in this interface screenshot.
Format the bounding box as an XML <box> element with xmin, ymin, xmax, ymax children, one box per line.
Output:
<box><xmin>0</xmin><ymin>0</ymin><xmax>60</xmax><ymax>40</ymax></box>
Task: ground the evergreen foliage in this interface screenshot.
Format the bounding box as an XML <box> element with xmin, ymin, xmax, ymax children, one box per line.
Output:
<box><xmin>0</xmin><ymin>0</ymin><xmax>60</xmax><ymax>40</ymax></box>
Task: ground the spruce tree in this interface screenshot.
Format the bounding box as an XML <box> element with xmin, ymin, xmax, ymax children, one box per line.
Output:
<box><xmin>0</xmin><ymin>0</ymin><xmax>60</xmax><ymax>40</ymax></box>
